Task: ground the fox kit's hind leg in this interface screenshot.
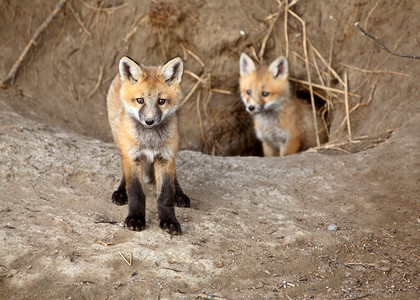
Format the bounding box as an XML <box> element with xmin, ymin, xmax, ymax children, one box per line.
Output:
<box><xmin>262</xmin><ymin>142</ymin><xmax>279</xmax><ymax>157</ymax></box>
<box><xmin>174</xmin><ymin>176</ymin><xmax>190</xmax><ymax>208</ymax></box>
<box><xmin>142</xmin><ymin>161</ymin><xmax>155</xmax><ymax>184</ymax></box>
<box><xmin>154</xmin><ymin>158</ymin><xmax>182</xmax><ymax>234</ymax></box>
<box><xmin>112</xmin><ymin>175</ymin><xmax>128</xmax><ymax>205</ymax></box>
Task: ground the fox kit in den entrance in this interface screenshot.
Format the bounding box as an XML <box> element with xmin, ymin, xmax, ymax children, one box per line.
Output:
<box><xmin>239</xmin><ymin>53</ymin><xmax>327</xmax><ymax>157</ymax></box>
<box><xmin>107</xmin><ymin>56</ymin><xmax>190</xmax><ymax>235</ymax></box>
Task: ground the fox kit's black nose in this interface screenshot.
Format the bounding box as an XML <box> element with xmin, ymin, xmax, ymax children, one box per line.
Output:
<box><xmin>145</xmin><ymin>119</ymin><xmax>154</xmax><ymax>126</ymax></box>
<box><xmin>248</xmin><ymin>105</ymin><xmax>255</xmax><ymax>111</ymax></box>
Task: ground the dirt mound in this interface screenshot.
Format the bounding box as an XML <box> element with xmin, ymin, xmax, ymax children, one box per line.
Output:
<box><xmin>1</xmin><ymin>0</ymin><xmax>419</xmax><ymax>155</ymax></box>
<box><xmin>1</xmin><ymin>100</ymin><xmax>419</xmax><ymax>299</ymax></box>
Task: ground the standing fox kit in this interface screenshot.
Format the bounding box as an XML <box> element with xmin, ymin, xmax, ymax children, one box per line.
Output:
<box><xmin>107</xmin><ymin>56</ymin><xmax>190</xmax><ymax>235</ymax></box>
<box><xmin>239</xmin><ymin>53</ymin><xmax>327</xmax><ymax>156</ymax></box>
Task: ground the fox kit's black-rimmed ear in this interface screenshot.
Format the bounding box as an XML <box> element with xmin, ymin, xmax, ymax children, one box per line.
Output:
<box><xmin>268</xmin><ymin>56</ymin><xmax>288</xmax><ymax>79</ymax></box>
<box><xmin>239</xmin><ymin>53</ymin><xmax>256</xmax><ymax>77</ymax></box>
<box><xmin>160</xmin><ymin>57</ymin><xmax>183</xmax><ymax>86</ymax></box>
<box><xmin>119</xmin><ymin>56</ymin><xmax>143</xmax><ymax>82</ymax></box>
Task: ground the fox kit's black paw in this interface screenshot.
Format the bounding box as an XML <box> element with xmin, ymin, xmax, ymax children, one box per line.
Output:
<box><xmin>112</xmin><ymin>190</ymin><xmax>128</xmax><ymax>205</ymax></box>
<box><xmin>125</xmin><ymin>215</ymin><xmax>146</xmax><ymax>231</ymax></box>
<box><xmin>160</xmin><ymin>219</ymin><xmax>181</xmax><ymax>235</ymax></box>
<box><xmin>175</xmin><ymin>189</ymin><xmax>190</xmax><ymax>208</ymax></box>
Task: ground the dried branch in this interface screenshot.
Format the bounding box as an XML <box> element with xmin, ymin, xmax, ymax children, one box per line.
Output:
<box><xmin>124</xmin><ymin>14</ymin><xmax>146</xmax><ymax>43</ymax></box>
<box><xmin>288</xmin><ymin>9</ymin><xmax>320</xmax><ymax>147</ymax></box>
<box><xmin>344</xmin><ymin>72</ymin><xmax>352</xmax><ymax>141</ymax></box>
<box><xmin>81</xmin><ymin>1</ymin><xmax>129</xmax><ymax>12</ymax></box>
<box><xmin>84</xmin><ymin>63</ymin><xmax>104</xmax><ymax>100</ymax></box>
<box><xmin>179</xmin><ymin>73</ymin><xmax>203</xmax><ymax>107</ymax></box>
<box><xmin>283</xmin><ymin>0</ymin><xmax>289</xmax><ymax>58</ymax></box>
<box><xmin>258</xmin><ymin>10</ymin><xmax>280</xmax><ymax>61</ymax></box>
<box><xmin>289</xmin><ymin>77</ymin><xmax>361</xmax><ymax>98</ymax></box>
<box><xmin>340</xmin><ymin>63</ymin><xmax>409</xmax><ymax>77</ymax></box>
<box><xmin>364</xmin><ymin>0</ymin><xmax>382</xmax><ymax>30</ymax></box>
<box><xmin>67</xmin><ymin>2</ymin><xmax>91</xmax><ymax>37</ymax></box>
<box><xmin>1</xmin><ymin>0</ymin><xmax>68</xmax><ymax>89</ymax></box>
<box><xmin>354</xmin><ymin>22</ymin><xmax>420</xmax><ymax>60</ymax></box>
<box><xmin>118</xmin><ymin>251</ymin><xmax>132</xmax><ymax>266</ymax></box>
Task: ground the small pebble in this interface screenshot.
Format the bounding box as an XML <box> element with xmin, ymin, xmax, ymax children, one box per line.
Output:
<box><xmin>327</xmin><ymin>224</ymin><xmax>338</xmax><ymax>231</ymax></box>
<box><xmin>216</xmin><ymin>261</ymin><xmax>224</xmax><ymax>268</ymax></box>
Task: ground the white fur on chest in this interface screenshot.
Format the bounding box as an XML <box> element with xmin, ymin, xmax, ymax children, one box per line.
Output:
<box><xmin>255</xmin><ymin>114</ymin><xmax>289</xmax><ymax>148</ymax></box>
<box><xmin>125</xmin><ymin>118</ymin><xmax>176</xmax><ymax>163</ymax></box>
<box><xmin>128</xmin><ymin>146</ymin><xmax>174</xmax><ymax>163</ymax></box>
<box><xmin>128</xmin><ymin>148</ymin><xmax>155</xmax><ymax>163</ymax></box>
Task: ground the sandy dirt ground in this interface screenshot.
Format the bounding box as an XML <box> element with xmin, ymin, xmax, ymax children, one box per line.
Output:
<box><xmin>0</xmin><ymin>99</ymin><xmax>419</xmax><ymax>299</ymax></box>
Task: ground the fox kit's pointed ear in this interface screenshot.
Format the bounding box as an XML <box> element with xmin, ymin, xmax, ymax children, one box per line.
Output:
<box><xmin>119</xmin><ymin>56</ymin><xmax>143</xmax><ymax>82</ymax></box>
<box><xmin>160</xmin><ymin>57</ymin><xmax>183</xmax><ymax>86</ymax></box>
<box><xmin>268</xmin><ymin>56</ymin><xmax>288</xmax><ymax>79</ymax></box>
<box><xmin>239</xmin><ymin>53</ymin><xmax>256</xmax><ymax>76</ymax></box>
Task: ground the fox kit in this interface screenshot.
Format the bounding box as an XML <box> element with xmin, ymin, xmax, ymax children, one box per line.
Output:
<box><xmin>239</xmin><ymin>53</ymin><xmax>327</xmax><ymax>156</ymax></box>
<box><xmin>107</xmin><ymin>56</ymin><xmax>190</xmax><ymax>235</ymax></box>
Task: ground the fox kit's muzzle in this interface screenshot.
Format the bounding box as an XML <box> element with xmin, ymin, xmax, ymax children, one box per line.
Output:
<box><xmin>139</xmin><ymin>104</ymin><xmax>162</xmax><ymax>128</ymax></box>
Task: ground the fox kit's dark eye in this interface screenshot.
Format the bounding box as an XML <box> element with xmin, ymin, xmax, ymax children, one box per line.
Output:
<box><xmin>246</xmin><ymin>89</ymin><xmax>251</xmax><ymax>95</ymax></box>
<box><xmin>136</xmin><ymin>97</ymin><xmax>144</xmax><ymax>104</ymax></box>
<box><xmin>262</xmin><ymin>91</ymin><xmax>270</xmax><ymax>97</ymax></box>
<box><xmin>158</xmin><ymin>98</ymin><xmax>166</xmax><ymax>105</ymax></box>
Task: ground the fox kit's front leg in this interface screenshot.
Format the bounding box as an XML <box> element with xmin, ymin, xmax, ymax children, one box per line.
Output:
<box><xmin>154</xmin><ymin>158</ymin><xmax>181</xmax><ymax>234</ymax></box>
<box><xmin>262</xmin><ymin>142</ymin><xmax>279</xmax><ymax>157</ymax></box>
<box><xmin>280</xmin><ymin>138</ymin><xmax>301</xmax><ymax>157</ymax></box>
<box><xmin>123</xmin><ymin>156</ymin><xmax>146</xmax><ymax>231</ymax></box>
<box><xmin>112</xmin><ymin>174</ymin><xmax>128</xmax><ymax>205</ymax></box>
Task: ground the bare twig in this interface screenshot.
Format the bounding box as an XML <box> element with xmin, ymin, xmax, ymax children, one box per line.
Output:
<box><xmin>354</xmin><ymin>22</ymin><xmax>420</xmax><ymax>60</ymax></box>
<box><xmin>97</xmin><ymin>240</ymin><xmax>114</xmax><ymax>246</ymax></box>
<box><xmin>352</xmin><ymin>32</ymin><xmax>408</xmax><ymax>94</ymax></box>
<box><xmin>310</xmin><ymin>40</ymin><xmax>345</xmax><ymax>86</ymax></box>
<box><xmin>184</xmin><ymin>70</ymin><xmax>206</xmax><ymax>82</ymax></box>
<box><xmin>258</xmin><ymin>10</ymin><xmax>280</xmax><ymax>61</ymax></box>
<box><xmin>162</xmin><ymin>267</ymin><xmax>182</xmax><ymax>273</ymax></box>
<box><xmin>364</xmin><ymin>0</ymin><xmax>382</xmax><ymax>30</ymax></box>
<box><xmin>118</xmin><ymin>251</ymin><xmax>132</xmax><ymax>266</ymax></box>
<box><xmin>1</xmin><ymin>0</ymin><xmax>68</xmax><ymax>88</ymax></box>
<box><xmin>199</xmin><ymin>293</ymin><xmax>226</xmax><ymax>300</ymax></box>
<box><xmin>250</xmin><ymin>46</ymin><xmax>259</xmax><ymax>62</ymax></box>
<box><xmin>211</xmin><ymin>88</ymin><xmax>231</xmax><ymax>95</ymax></box>
<box><xmin>179</xmin><ymin>42</ymin><xmax>188</xmax><ymax>60</ymax></box>
<box><xmin>340</xmin><ymin>63</ymin><xmax>409</xmax><ymax>77</ymax></box>
<box><xmin>196</xmin><ymin>89</ymin><xmax>208</xmax><ymax>150</ymax></box>
<box><xmin>124</xmin><ymin>15</ymin><xmax>146</xmax><ymax>43</ymax></box>
<box><xmin>308</xmin><ymin>40</ymin><xmax>325</xmax><ymax>87</ymax></box>
<box><xmin>284</xmin><ymin>0</ymin><xmax>289</xmax><ymax>58</ymax></box>
<box><xmin>56</xmin><ymin>218</ymin><xmax>73</xmax><ymax>232</ymax></box>
<box><xmin>180</xmin><ymin>43</ymin><xmax>205</xmax><ymax>67</ymax></box>
<box><xmin>81</xmin><ymin>1</ymin><xmax>129</xmax><ymax>12</ymax></box>
<box><xmin>67</xmin><ymin>2</ymin><xmax>91</xmax><ymax>37</ymax></box>
<box><xmin>180</xmin><ymin>74</ymin><xmax>203</xmax><ymax>107</ymax></box>
<box><xmin>288</xmin><ymin>9</ymin><xmax>320</xmax><ymax>147</ymax></box>
<box><xmin>156</xmin><ymin>28</ymin><xmax>167</xmax><ymax>59</ymax></box>
<box><xmin>289</xmin><ymin>77</ymin><xmax>361</xmax><ymax>98</ymax></box>
<box><xmin>84</xmin><ymin>63</ymin><xmax>104</xmax><ymax>100</ymax></box>
<box><xmin>344</xmin><ymin>72</ymin><xmax>352</xmax><ymax>140</ymax></box>
<box><xmin>27</xmin><ymin>10</ymin><xmax>34</xmax><ymax>39</ymax></box>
